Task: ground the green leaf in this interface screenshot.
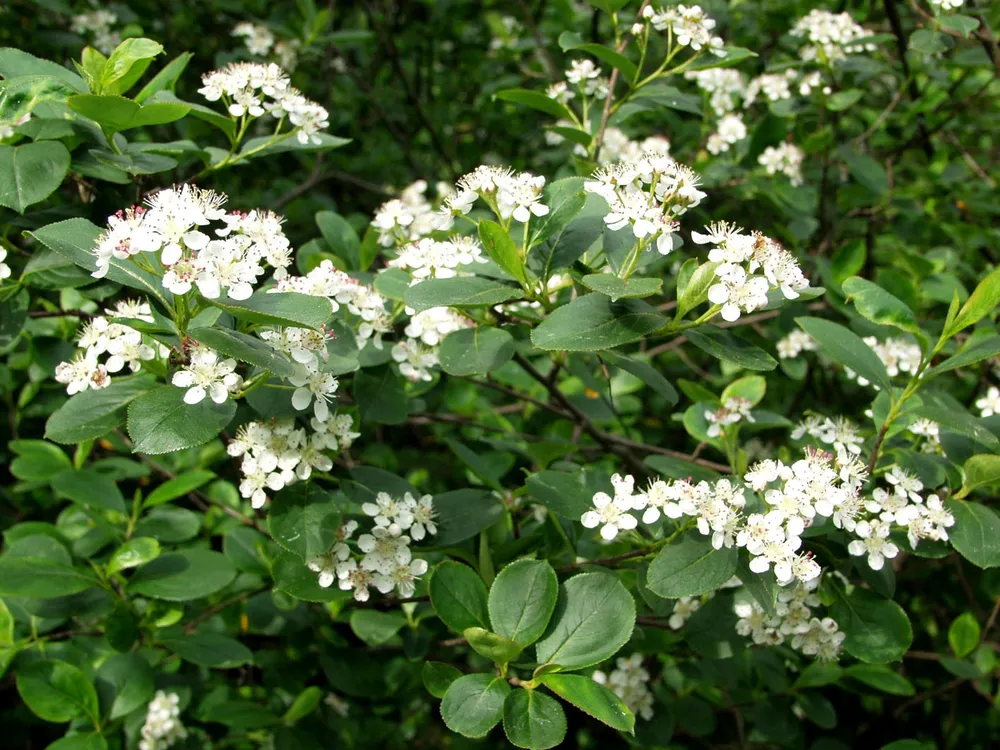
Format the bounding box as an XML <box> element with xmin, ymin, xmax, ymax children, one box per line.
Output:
<box><xmin>581</xmin><ymin>274</ymin><xmax>662</xmax><ymax>302</ymax></box>
<box><xmin>558</xmin><ymin>32</ymin><xmax>637</xmax><ymax>79</ymax></box>
<box><xmin>95</xmin><ymin>653</ymin><xmax>155</xmax><ymax>720</ymax></box>
<box><xmin>101</xmin><ymin>38</ymin><xmax>163</xmax><ymax>94</ymax></box>
<box><xmin>525</xmin><ymin>470</ymin><xmax>599</xmax><ymax>519</ymax></box>
<box><xmin>536</xmin><ymin>193</ymin><xmax>606</xmax><ymax>276</ymax></box>
<box><xmin>10</xmin><ymin>439</ymin><xmax>72</xmax><ymax>481</ymax></box>
<box><xmin>676</xmin><ymin>261</ymin><xmax>721</xmax><ymax>318</ymax></box>
<box><xmin>842</xmin><ymin>277</ymin><xmax>920</xmax><ymax>335</ymax></box>
<box><xmin>50</xmin><ymin>469</ymin><xmax>126</xmax><ymax>513</ymax></box>
<box><xmin>647</xmin><ymin>535</ymin><xmax>738</xmax><ymax>598</ymax></box>
<box><xmin>106</xmin><ymin>538</ymin><xmax>160</xmax><ymax>576</ymax></box>
<box><xmin>955</xmin><ymin>455</ymin><xmax>1000</xmax><ymax>499</ymax></box>
<box><xmin>0</xmin><ymin>75</ymin><xmax>77</xmax><ymax>125</ymax></box>
<box><xmin>539</xmin><ymin>673</ymin><xmax>634</xmax><ymax>733</ymax></box>
<box><xmin>143</xmin><ymin>469</ymin><xmax>215</xmax><ymax>508</ymax></box>
<box><xmin>736</xmin><ymin>555</ymin><xmax>778</xmax><ymax>616</ymax></box>
<box><xmin>532</xmin><ymin>294</ymin><xmax>666</xmax><ymax>351</ymax></box>
<box><xmin>238</xmin><ymin>133</ymin><xmax>351</xmax><ymax>158</ymax></box>
<box><xmin>686</xmin><ymin>47</ymin><xmax>757</xmax><ymax>71</ymax></box>
<box><xmin>479</xmin><ymin>219</ymin><xmax>527</xmax><ymax>286</ymax></box>
<box><xmin>600</xmin><ymin>351</ymin><xmax>679</xmax><ymax>404</ymax></box>
<box><xmin>126</xmin><ymin>386</ymin><xmax>235</xmax><ymax>455</ymax></box>
<box><xmin>465</xmin><ymin>626</ymin><xmax>524</xmax><ymax>665</ymax></box>
<box><xmin>66</xmin><ymin>94</ymin><xmax>138</xmax><ymax>132</ymax></box>
<box><xmin>686</xmin><ymin>326</ymin><xmax>778</xmax><ymax>372</ymax></box>
<box><xmin>0</xmin><ymin>557</ymin><xmax>98</xmax><ymax>598</ymax></box>
<box><xmin>133</xmin><ymin>506</ymin><xmax>200</xmax><ymax>543</ymax></box>
<box><xmin>793</xmin><ymin>663</ymin><xmax>843</xmax><ymax>689</ymax></box>
<box><xmin>946</xmin><ymin>267</ymin><xmax>1000</xmax><ymax>338</ymax></box>
<box><xmin>151</xmin><ymin>91</ymin><xmax>236</xmax><ymax>139</ymax></box>
<box><xmin>0</xmin><ymin>599</ymin><xmax>13</xmax><ymax>649</ymax></box>
<box><xmin>831</xmin><ymin>588</ymin><xmax>912</xmax><ymax>663</ymax></box>
<box><xmin>282</xmin><ymin>687</ymin><xmax>323</xmax><ymax>724</ymax></box>
<box><xmin>224</xmin><ymin>526</ymin><xmax>272</xmax><ymax>576</ymax></box>
<box><xmin>316</xmin><ymin>210</ymin><xmax>361</xmax><ymax>269</ymax></box>
<box><xmin>268</xmin><ymin>483</ymin><xmax>341</xmax><ymax>560</ymax></box>
<box><xmin>128</xmin><ymin>549</ymin><xmax>237</xmax><ymax>601</ymax></box>
<box><xmin>350</xmin><ymin>610</ymin><xmax>407</xmax><ymax>646</ymax></box>
<box><xmin>46</xmin><ymin>374</ymin><xmax>159</xmax><ymax>444</ymax></box>
<box><xmin>488</xmin><ymin>559</ymin><xmax>559</xmax><ymax>647</ymax></box>
<box><xmin>16</xmin><ymin>660</ymin><xmax>99</xmax><ymax>725</ymax></box>
<box><xmin>354</xmin><ymin>365</ymin><xmax>408</xmax><ymax>425</ymax></box>
<box><xmin>913</xmin><ymin>405</ymin><xmax>998</xmax><ymax>448</ymax></box>
<box><xmin>796</xmin><ymin>317</ymin><xmax>892</xmax><ymax>391</ymax></box>
<box><xmin>948</xmin><ymin>499</ymin><xmax>1000</xmax><ymax>568</ymax></box>
<box><xmin>939</xmin><ymin>14</ymin><xmax>980</xmax><ymax>37</ymax></box>
<box><xmin>910</xmin><ymin>29</ymin><xmax>949</xmax><ymax>55</ymax></box>
<box><xmin>272</xmin><ymin>551</ymin><xmax>348</xmax><ymax>602</ymax></box>
<box><xmin>423</xmin><ymin>662</ymin><xmax>462</xmax><ymax>699</ymax></box>
<box><xmin>439</xmin><ymin>327</ymin><xmax>515</xmax><ymax>376</ymax></box>
<box><xmin>209</xmin><ymin>291</ymin><xmax>333</xmax><ymax>330</ymax></box>
<box><xmin>530</xmin><ymin>177</ymin><xmax>587</xmax><ymax>248</ymax></box>
<box><xmin>134</xmin><ymin>52</ymin><xmax>193</xmax><ymax>103</ymax></box>
<box><xmin>433</xmin><ymin>489</ymin><xmax>506</xmax><ymax>545</ymax></box>
<box><xmin>843</xmin><ymin>151</ymin><xmax>888</xmax><ymax>196</ymax></box>
<box><xmin>827</xmin><ymin>89</ymin><xmax>863</xmax><ymax>111</ymax></box>
<box><xmin>429</xmin><ymin>560</ymin><xmax>490</xmax><ymax>633</ymax></box>
<box><xmin>404</xmin><ymin>277</ymin><xmax>522</xmax><ymax>313</ymax></box>
<box><xmin>721</xmin><ymin>374</ymin><xmax>767</xmax><ymax>407</ymax></box>
<box><xmin>440</xmin><ymin>674</ymin><xmax>510</xmax><ymax>739</ymax></box>
<box><xmin>930</xmin><ymin>335</ymin><xmax>1000</xmax><ymax>376</ymax></box>
<box><xmin>535</xmin><ymin>572</ymin><xmax>635</xmax><ymax>670</ymax></box>
<box><xmin>0</xmin><ymin>48</ymin><xmax>87</xmax><ymax>90</ymax></box>
<box><xmin>843</xmin><ymin>664</ymin><xmax>914</xmax><ymax>696</ymax></box>
<box><xmin>30</xmin><ymin>218</ymin><xmax>172</xmax><ymax>309</ymax></box>
<box><xmin>503</xmin><ymin>688</ymin><xmax>567</xmax><ymax>750</ymax></box>
<box><xmin>495</xmin><ymin>88</ymin><xmax>574</xmax><ymax>120</ymax></box>
<box><xmin>160</xmin><ymin>633</ymin><xmax>253</xmax><ymax>668</ymax></box>
<box><xmin>948</xmin><ymin>612</ymin><xmax>980</xmax><ymax>658</ymax></box>
<box><xmin>0</xmin><ymin>141</ymin><xmax>70</xmax><ymax>213</ymax></box>
<box><xmin>187</xmin><ymin>327</ymin><xmax>293</xmax><ymax>377</ymax></box>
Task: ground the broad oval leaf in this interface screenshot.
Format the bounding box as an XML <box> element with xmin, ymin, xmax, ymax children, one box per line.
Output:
<box><xmin>429</xmin><ymin>560</ymin><xmax>490</xmax><ymax>633</ymax></box>
<box><xmin>647</xmin><ymin>535</ymin><xmax>738</xmax><ymax>598</ymax></box>
<box><xmin>532</xmin><ymin>294</ymin><xmax>666</xmax><ymax>351</ymax></box>
<box><xmin>539</xmin><ymin>673</ymin><xmax>635</xmax><ymax>733</ymax></box>
<box><xmin>947</xmin><ymin>498</ymin><xmax>1000</xmax><ymax>568</ymax></box>
<box><xmin>439</xmin><ymin>327</ymin><xmax>515</xmax><ymax>376</ymax></box>
<box><xmin>16</xmin><ymin>659</ymin><xmax>99</xmax><ymax>724</ymax></box>
<box><xmin>209</xmin><ymin>291</ymin><xmax>333</xmax><ymax>330</ymax></box>
<box><xmin>842</xmin><ymin>277</ymin><xmax>920</xmax><ymax>335</ymax></box>
<box><xmin>0</xmin><ymin>141</ymin><xmax>70</xmax><ymax>213</ymax></box>
<box><xmin>128</xmin><ymin>549</ymin><xmax>237</xmax><ymax>601</ymax></box>
<box><xmin>502</xmin><ymin>688</ymin><xmax>567</xmax><ymax>750</ymax></box>
<box><xmin>267</xmin><ymin>483</ymin><xmax>341</xmax><ymax>560</ymax></box>
<box><xmin>126</xmin><ymin>386</ymin><xmax>236</xmax><ymax>455</ymax></box>
<box><xmin>440</xmin><ymin>673</ymin><xmax>510</xmax><ymax>739</ymax></box>
<box><xmin>488</xmin><ymin>559</ymin><xmax>559</xmax><ymax>647</ymax></box>
<box><xmin>796</xmin><ymin>317</ymin><xmax>892</xmax><ymax>391</ymax></box>
<box><xmin>404</xmin><ymin>277</ymin><xmax>522</xmax><ymax>313</ymax></box>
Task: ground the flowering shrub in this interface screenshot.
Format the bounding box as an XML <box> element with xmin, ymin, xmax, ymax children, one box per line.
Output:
<box><xmin>1</xmin><ymin>1</ymin><xmax>1000</xmax><ymax>749</ymax></box>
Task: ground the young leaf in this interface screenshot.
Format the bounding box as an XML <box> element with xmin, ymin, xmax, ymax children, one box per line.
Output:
<box><xmin>106</xmin><ymin>538</ymin><xmax>160</xmax><ymax>575</ymax></box>
<box><xmin>946</xmin><ymin>267</ymin><xmax>1000</xmax><ymax>338</ymax></box>
<box><xmin>464</xmin><ymin>627</ymin><xmax>524</xmax><ymax>665</ymax></box>
<box><xmin>429</xmin><ymin>561</ymin><xmax>490</xmax><ymax>633</ymax></box>
<box><xmin>488</xmin><ymin>559</ymin><xmax>559</xmax><ymax>647</ymax></box>
<box><xmin>948</xmin><ymin>612</ymin><xmax>980</xmax><ymax>658</ymax></box>
<box><xmin>495</xmin><ymin>89</ymin><xmax>574</xmax><ymax>120</ymax></box>
<box><xmin>539</xmin><ymin>673</ymin><xmax>635</xmax><ymax>733</ymax></box>
<box><xmin>423</xmin><ymin>662</ymin><xmax>462</xmax><ymax>699</ymax></box>
<box><xmin>440</xmin><ymin>674</ymin><xmax>510</xmax><ymax>739</ymax></box>
<box><xmin>479</xmin><ymin>219</ymin><xmax>528</xmax><ymax>286</ymax></box>
<box><xmin>557</xmin><ymin>32</ymin><xmax>638</xmax><ymax>79</ymax></box>
<box><xmin>502</xmin><ymin>688</ymin><xmax>567</xmax><ymax>750</ymax></box>
<box><xmin>955</xmin><ymin>455</ymin><xmax>1000</xmax><ymax>499</ymax></box>
<box><xmin>842</xmin><ymin>277</ymin><xmax>920</xmax><ymax>335</ymax></box>
<box><xmin>535</xmin><ymin>573</ymin><xmax>635</xmax><ymax>670</ymax></box>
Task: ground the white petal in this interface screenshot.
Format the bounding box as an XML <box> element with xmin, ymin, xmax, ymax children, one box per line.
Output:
<box><xmin>184</xmin><ymin>386</ymin><xmax>206</xmax><ymax>404</ymax></box>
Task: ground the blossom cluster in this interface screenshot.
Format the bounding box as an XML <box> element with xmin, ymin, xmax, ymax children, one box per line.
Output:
<box><xmin>642</xmin><ymin>4</ymin><xmax>725</xmax><ymax>56</ymax></box>
<box><xmin>693</xmin><ymin>222</ymin><xmax>809</xmax><ymax>321</ymax></box>
<box><xmin>171</xmin><ymin>346</ymin><xmax>242</xmax><ymax>405</ymax></box>
<box><xmin>776</xmin><ymin>330</ymin><xmax>817</xmax><ymax>359</ymax></box>
<box><xmin>392</xmin><ymin>306</ymin><xmax>472</xmax><ymax>382</ymax></box>
<box><xmin>90</xmin><ymin>185</ymin><xmax>293</xmax><ymax>298</ymax></box>
<box><xmin>685</xmin><ymin>69</ymin><xmax>747</xmax><ymax>116</ymax></box>
<box><xmin>705</xmin><ymin>396</ymin><xmax>755</xmax><ymax>437</ymax></box>
<box><xmin>735</xmin><ymin>578</ymin><xmax>845</xmax><ymax>661</ymax></box>
<box><xmin>54</xmin><ymin>300</ymin><xmax>163</xmax><ymax>395</ymax></box>
<box><xmin>388</xmin><ymin>236</ymin><xmax>488</xmax><ymax>282</ymax></box>
<box><xmin>592</xmin><ymin>654</ymin><xmax>655</xmax><ymax>720</ymax></box>
<box><xmin>227</xmin><ymin>414</ymin><xmax>358</xmax><ymax>508</ymax></box>
<box><xmin>198</xmin><ymin>62</ymin><xmax>329</xmax><ymax>144</ymax></box>
<box><xmin>232</xmin><ymin>22</ymin><xmax>300</xmax><ymax>69</ymax></box>
<box><xmin>789</xmin><ymin>9</ymin><xmax>876</xmax><ymax>64</ymax></box>
<box><xmin>490</xmin><ymin>16</ymin><xmax>523</xmax><ymax>52</ymax></box>
<box><xmin>447</xmin><ymin>165</ymin><xmax>550</xmax><ymax>227</ymax></box>
<box><xmin>758</xmin><ymin>142</ymin><xmax>805</xmax><ymax>186</ymax></box>
<box><xmin>371</xmin><ymin>180</ymin><xmax>448</xmax><ymax>247</ymax></box>
<box><xmin>307</xmin><ymin>491</ymin><xmax>437</xmax><ymax>600</ymax></box>
<box><xmin>71</xmin><ymin>9</ymin><xmax>120</xmax><ymax>54</ymax></box>
<box><xmin>584</xmin><ymin>155</ymin><xmax>705</xmax><ymax>256</ymax></box>
<box><xmin>139</xmin><ymin>691</ymin><xmax>187</xmax><ymax>750</ymax></box>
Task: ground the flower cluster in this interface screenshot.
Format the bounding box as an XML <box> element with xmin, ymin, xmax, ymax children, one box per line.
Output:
<box><xmin>54</xmin><ymin>300</ymin><xmax>162</xmax><ymax>395</ymax></box>
<box><xmin>565</xmin><ymin>59</ymin><xmax>610</xmax><ymax>98</ymax></box>
<box><xmin>139</xmin><ymin>691</ymin><xmax>187</xmax><ymax>750</ymax></box>
<box><xmin>171</xmin><ymin>347</ymin><xmax>242</xmax><ymax>405</ymax></box>
<box><xmin>392</xmin><ymin>306</ymin><xmax>472</xmax><ymax>382</ymax></box>
<box><xmin>744</xmin><ymin>71</ymin><xmax>796</xmax><ymax>107</ymax></box>
<box><xmin>789</xmin><ymin>10</ymin><xmax>876</xmax><ymax>64</ymax></box>
<box><xmin>90</xmin><ymin>185</ymin><xmax>294</xmax><ymax>299</ymax></box>
<box><xmin>908</xmin><ymin>418</ymin><xmax>942</xmax><ymax>453</ymax></box>
<box><xmin>307</xmin><ymin>492</ymin><xmax>437</xmax><ymax>600</ymax></box>
<box><xmin>228</xmin><ymin>414</ymin><xmax>358</xmax><ymax>507</ymax></box>
<box><xmin>791</xmin><ymin>414</ymin><xmax>864</xmax><ymax>456</ymax></box>
<box><xmin>705</xmin><ymin>397</ymin><xmax>754</xmax><ymax>437</ymax></box>
<box><xmin>71</xmin><ymin>9</ymin><xmax>120</xmax><ymax>54</ymax></box>
<box><xmin>758</xmin><ymin>142</ymin><xmax>805</xmax><ymax>185</ymax></box>
<box><xmin>735</xmin><ymin>578</ymin><xmax>845</xmax><ymax>660</ymax></box>
<box><xmin>694</xmin><ymin>222</ymin><xmax>809</xmax><ymax>321</ymax></box>
<box><xmin>232</xmin><ymin>22</ymin><xmax>300</xmax><ymax>68</ymax></box>
<box><xmin>776</xmin><ymin>330</ymin><xmax>817</xmax><ymax>359</ymax></box>
<box><xmin>592</xmin><ymin>654</ymin><xmax>655</xmax><ymax>720</ymax></box>
<box><xmin>371</xmin><ymin>180</ymin><xmax>447</xmax><ymax>247</ymax></box>
<box><xmin>490</xmin><ymin>15</ymin><xmax>523</xmax><ymax>51</ymax></box>
<box><xmin>706</xmin><ymin>113</ymin><xmax>748</xmax><ymax>155</ymax></box>
<box><xmin>929</xmin><ymin>0</ymin><xmax>964</xmax><ymax>10</ymax></box>
<box><xmin>388</xmin><ymin>236</ymin><xmax>488</xmax><ymax>282</ymax></box>
<box><xmin>447</xmin><ymin>165</ymin><xmax>550</xmax><ymax>227</ymax></box>
<box><xmin>643</xmin><ymin>4</ymin><xmax>725</xmax><ymax>55</ymax></box>
<box><xmin>584</xmin><ymin>155</ymin><xmax>705</xmax><ymax>255</ymax></box>
<box><xmin>977</xmin><ymin>386</ymin><xmax>1000</xmax><ymax>418</ymax></box>
<box><xmin>685</xmin><ymin>69</ymin><xmax>747</xmax><ymax>116</ymax></box>
<box><xmin>846</xmin><ymin>336</ymin><xmax>923</xmax><ymax>387</ymax></box>
<box><xmin>847</xmin><ymin>467</ymin><xmax>955</xmax><ymax>569</ymax></box>
<box><xmin>198</xmin><ymin>62</ymin><xmax>329</xmax><ymax>144</ymax></box>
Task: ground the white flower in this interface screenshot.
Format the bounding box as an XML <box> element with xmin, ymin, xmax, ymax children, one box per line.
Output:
<box><xmin>848</xmin><ymin>519</ymin><xmax>898</xmax><ymax>570</ymax></box>
<box><xmin>592</xmin><ymin>653</ymin><xmax>654</xmax><ymax>720</ymax></box>
<box><xmin>777</xmin><ymin>330</ymin><xmax>816</xmax><ymax>359</ymax></box>
<box><xmin>0</xmin><ymin>247</ymin><xmax>11</xmax><ymax>280</ymax></box>
<box><xmin>581</xmin><ymin>477</ymin><xmax>639</xmax><ymax>541</ymax></box>
<box><xmin>669</xmin><ymin>597</ymin><xmax>701</xmax><ymax>630</ymax></box>
<box><xmin>139</xmin><ymin>691</ymin><xmax>187</xmax><ymax>750</ymax></box>
<box><xmin>359</xmin><ymin>527</ymin><xmax>412</xmax><ymax>574</ymax></box>
<box><xmin>708</xmin><ymin>266</ymin><xmax>770</xmax><ymax>322</ymax></box>
<box><xmin>758</xmin><ymin>142</ymin><xmax>805</xmax><ymax>186</ymax></box>
<box><xmin>337</xmin><ymin>559</ymin><xmax>375</xmax><ymax>602</ymax></box>
<box><xmin>884</xmin><ymin>466</ymin><xmax>924</xmax><ymax>503</ymax></box>
<box><xmin>977</xmin><ymin>386</ymin><xmax>1000</xmax><ymax>418</ymax></box>
<box><xmin>54</xmin><ymin>351</ymin><xmax>110</xmax><ymax>395</ymax></box>
<box><xmin>407</xmin><ymin>493</ymin><xmax>437</xmax><ymax>540</ymax></box>
<box><xmin>171</xmin><ymin>348</ymin><xmax>240</xmax><ymax>404</ymax></box>
<box><xmin>374</xmin><ymin>558</ymin><xmax>429</xmax><ymax>598</ymax></box>
<box><xmin>288</xmin><ymin>364</ymin><xmax>339</xmax><ymax>420</ymax></box>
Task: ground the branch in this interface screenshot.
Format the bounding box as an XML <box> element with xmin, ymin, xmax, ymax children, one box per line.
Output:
<box><xmin>516</xmin><ymin>0</ymin><xmax>556</xmax><ymax>78</ymax></box>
